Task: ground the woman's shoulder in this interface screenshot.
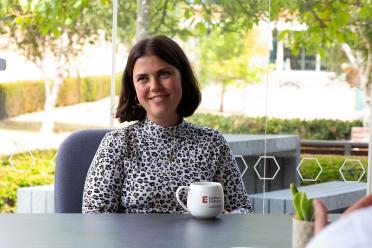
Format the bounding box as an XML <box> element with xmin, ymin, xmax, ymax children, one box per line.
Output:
<box><xmin>185</xmin><ymin>121</ymin><xmax>225</xmax><ymax>140</ymax></box>
<box><xmin>102</xmin><ymin>122</ymin><xmax>140</xmax><ymax>142</ymax></box>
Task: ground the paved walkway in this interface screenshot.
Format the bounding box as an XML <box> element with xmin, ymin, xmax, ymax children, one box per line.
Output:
<box><xmin>0</xmin><ymin>97</ymin><xmax>123</xmax><ymax>155</ymax></box>
<box><xmin>1</xmin><ymin>70</ymin><xmax>366</xmax><ymax>155</ymax></box>
<box><xmin>0</xmin><ymin>129</ymin><xmax>67</xmax><ymax>155</ymax></box>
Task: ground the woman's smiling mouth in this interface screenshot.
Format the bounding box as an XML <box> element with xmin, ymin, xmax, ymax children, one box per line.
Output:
<box><xmin>148</xmin><ymin>94</ymin><xmax>170</xmax><ymax>102</ymax></box>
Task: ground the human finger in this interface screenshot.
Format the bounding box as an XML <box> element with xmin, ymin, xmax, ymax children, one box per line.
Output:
<box><xmin>313</xmin><ymin>199</ymin><xmax>328</xmax><ymax>235</ymax></box>
<box><xmin>343</xmin><ymin>194</ymin><xmax>372</xmax><ymax>217</ymax></box>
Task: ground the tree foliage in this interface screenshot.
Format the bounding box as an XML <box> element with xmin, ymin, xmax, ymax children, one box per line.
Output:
<box><xmin>115</xmin><ymin>1</ymin><xmax>269</xmax><ymax>43</ymax></box>
<box><xmin>273</xmin><ymin>0</ymin><xmax>372</xmax><ymax>90</ymax></box>
<box><xmin>0</xmin><ymin>0</ymin><xmax>112</xmax><ymax>132</ymax></box>
<box><xmin>0</xmin><ymin>0</ymin><xmax>111</xmax><ymax>68</ymax></box>
<box><xmin>2</xmin><ymin>0</ymin><xmax>371</xmax><ymax>118</ymax></box>
<box><xmin>197</xmin><ymin>27</ymin><xmax>266</xmax><ymax>111</ymax></box>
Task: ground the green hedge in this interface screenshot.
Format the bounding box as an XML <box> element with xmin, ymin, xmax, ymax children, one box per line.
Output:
<box><xmin>300</xmin><ymin>154</ymin><xmax>368</xmax><ymax>186</ymax></box>
<box><xmin>0</xmin><ymin>74</ymin><xmax>121</xmax><ymax>119</ymax></box>
<box><xmin>0</xmin><ymin>81</ymin><xmax>45</xmax><ymax>118</ymax></box>
<box><xmin>187</xmin><ymin>114</ymin><xmax>363</xmax><ymax>140</ymax></box>
<box><xmin>0</xmin><ymin>149</ymin><xmax>56</xmax><ymax>213</ymax></box>
<box><xmin>0</xmin><ymin>150</ymin><xmax>367</xmax><ymax>213</ymax></box>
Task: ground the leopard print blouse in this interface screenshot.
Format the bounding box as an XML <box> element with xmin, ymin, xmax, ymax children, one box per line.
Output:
<box><xmin>82</xmin><ymin>118</ymin><xmax>253</xmax><ymax>214</ymax></box>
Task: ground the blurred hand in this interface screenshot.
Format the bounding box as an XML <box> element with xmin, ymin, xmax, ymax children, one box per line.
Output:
<box><xmin>342</xmin><ymin>194</ymin><xmax>372</xmax><ymax>216</ymax></box>
<box><xmin>313</xmin><ymin>194</ymin><xmax>372</xmax><ymax>235</ymax></box>
<box><xmin>313</xmin><ymin>199</ymin><xmax>328</xmax><ymax>235</ymax></box>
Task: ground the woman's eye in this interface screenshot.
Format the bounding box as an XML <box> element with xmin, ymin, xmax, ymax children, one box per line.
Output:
<box><xmin>159</xmin><ymin>71</ymin><xmax>171</xmax><ymax>78</ymax></box>
<box><xmin>137</xmin><ymin>76</ymin><xmax>148</xmax><ymax>83</ymax></box>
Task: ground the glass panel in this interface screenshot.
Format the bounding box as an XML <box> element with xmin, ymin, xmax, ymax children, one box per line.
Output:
<box><xmin>0</xmin><ymin>1</ymin><xmax>118</xmax><ymax>213</ymax></box>
<box><xmin>190</xmin><ymin>1</ymin><xmax>275</xmax><ymax>214</ymax></box>
<box><xmin>1</xmin><ymin>0</ymin><xmax>369</xmax><ymax>217</ymax></box>
<box><xmin>1</xmin><ymin>0</ymin><xmax>274</xmax><ymax>214</ymax></box>
<box><xmin>263</xmin><ymin>0</ymin><xmax>370</xmax><ymax>217</ymax></box>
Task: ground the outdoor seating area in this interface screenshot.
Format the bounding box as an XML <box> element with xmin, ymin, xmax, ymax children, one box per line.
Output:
<box><xmin>16</xmin><ymin>132</ymin><xmax>300</xmax><ymax>213</ymax></box>
<box><xmin>1</xmin><ymin>1</ymin><xmax>372</xmax><ymax>248</ymax></box>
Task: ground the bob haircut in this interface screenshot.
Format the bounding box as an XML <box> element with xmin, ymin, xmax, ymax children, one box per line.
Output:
<box><xmin>116</xmin><ymin>35</ymin><xmax>201</xmax><ymax>123</ymax></box>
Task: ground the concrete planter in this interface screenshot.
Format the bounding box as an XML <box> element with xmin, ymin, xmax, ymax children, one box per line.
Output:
<box><xmin>292</xmin><ymin>218</ymin><xmax>314</xmax><ymax>248</ymax></box>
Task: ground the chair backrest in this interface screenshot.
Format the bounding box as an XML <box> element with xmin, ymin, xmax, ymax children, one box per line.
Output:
<box><xmin>55</xmin><ymin>129</ymin><xmax>111</xmax><ymax>213</ymax></box>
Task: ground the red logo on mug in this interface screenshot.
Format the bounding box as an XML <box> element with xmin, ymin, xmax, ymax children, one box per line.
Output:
<box><xmin>202</xmin><ymin>196</ymin><xmax>208</xmax><ymax>203</ymax></box>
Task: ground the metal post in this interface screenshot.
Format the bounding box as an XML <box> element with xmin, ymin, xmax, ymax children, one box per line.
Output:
<box><xmin>276</xmin><ymin>37</ymin><xmax>283</xmax><ymax>71</ymax></box>
<box><xmin>110</xmin><ymin>0</ymin><xmax>118</xmax><ymax>129</ymax></box>
<box><xmin>344</xmin><ymin>143</ymin><xmax>351</xmax><ymax>156</ymax></box>
<box><xmin>300</xmin><ymin>48</ymin><xmax>305</xmax><ymax>70</ymax></box>
<box><xmin>315</xmin><ymin>54</ymin><xmax>321</xmax><ymax>71</ymax></box>
<box><xmin>368</xmin><ymin>107</ymin><xmax>372</xmax><ymax>194</ymax></box>
<box><xmin>0</xmin><ymin>58</ymin><xmax>6</xmax><ymax>71</ymax></box>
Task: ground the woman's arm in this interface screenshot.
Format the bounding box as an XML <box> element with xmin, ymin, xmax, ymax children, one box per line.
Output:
<box><xmin>213</xmin><ymin>135</ymin><xmax>253</xmax><ymax>214</ymax></box>
<box><xmin>82</xmin><ymin>132</ymin><xmax>125</xmax><ymax>213</ymax></box>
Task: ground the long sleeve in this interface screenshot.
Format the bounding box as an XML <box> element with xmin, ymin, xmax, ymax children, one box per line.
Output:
<box><xmin>213</xmin><ymin>135</ymin><xmax>253</xmax><ymax>214</ymax></box>
<box><xmin>82</xmin><ymin>132</ymin><xmax>125</xmax><ymax>213</ymax></box>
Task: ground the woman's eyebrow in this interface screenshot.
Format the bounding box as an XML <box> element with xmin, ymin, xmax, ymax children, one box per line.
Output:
<box><xmin>134</xmin><ymin>73</ymin><xmax>148</xmax><ymax>78</ymax></box>
<box><xmin>157</xmin><ymin>67</ymin><xmax>174</xmax><ymax>73</ymax></box>
<box><xmin>134</xmin><ymin>66</ymin><xmax>174</xmax><ymax>77</ymax></box>
<box><xmin>158</xmin><ymin>66</ymin><xmax>173</xmax><ymax>71</ymax></box>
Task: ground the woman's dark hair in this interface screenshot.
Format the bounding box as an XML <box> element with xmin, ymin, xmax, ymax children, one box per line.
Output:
<box><xmin>116</xmin><ymin>35</ymin><xmax>201</xmax><ymax>122</ymax></box>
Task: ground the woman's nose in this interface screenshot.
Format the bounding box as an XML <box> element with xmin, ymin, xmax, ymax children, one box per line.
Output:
<box><xmin>149</xmin><ymin>77</ymin><xmax>162</xmax><ymax>90</ymax></box>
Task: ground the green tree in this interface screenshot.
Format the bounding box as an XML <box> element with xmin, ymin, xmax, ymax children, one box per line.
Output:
<box><xmin>116</xmin><ymin>1</ymin><xmax>269</xmax><ymax>43</ymax></box>
<box><xmin>0</xmin><ymin>0</ymin><xmax>266</xmax><ymax>131</ymax></box>
<box><xmin>116</xmin><ymin>1</ymin><xmax>192</xmax><ymax>44</ymax></box>
<box><xmin>273</xmin><ymin>1</ymin><xmax>372</xmax><ymax>96</ymax></box>
<box><xmin>198</xmin><ymin>28</ymin><xmax>266</xmax><ymax>112</ymax></box>
<box><xmin>0</xmin><ymin>0</ymin><xmax>111</xmax><ymax>133</ymax></box>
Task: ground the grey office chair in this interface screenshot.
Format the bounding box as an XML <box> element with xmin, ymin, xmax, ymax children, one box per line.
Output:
<box><xmin>55</xmin><ymin>129</ymin><xmax>111</xmax><ymax>213</ymax></box>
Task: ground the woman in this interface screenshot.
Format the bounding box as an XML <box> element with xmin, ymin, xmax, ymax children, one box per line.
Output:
<box><xmin>82</xmin><ymin>35</ymin><xmax>252</xmax><ymax>214</ymax></box>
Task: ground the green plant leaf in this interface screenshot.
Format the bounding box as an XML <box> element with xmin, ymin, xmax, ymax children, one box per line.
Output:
<box><xmin>290</xmin><ymin>183</ymin><xmax>298</xmax><ymax>197</ymax></box>
<box><xmin>308</xmin><ymin>198</ymin><xmax>314</xmax><ymax>221</ymax></box>
<box><xmin>299</xmin><ymin>193</ymin><xmax>314</xmax><ymax>221</ymax></box>
<box><xmin>73</xmin><ymin>0</ymin><xmax>82</xmax><ymax>9</ymax></box>
<box><xmin>299</xmin><ymin>192</ymin><xmax>309</xmax><ymax>221</ymax></box>
<box><xmin>195</xmin><ymin>22</ymin><xmax>206</xmax><ymax>35</ymax></box>
<box><xmin>293</xmin><ymin>193</ymin><xmax>303</xmax><ymax>220</ymax></box>
<box><xmin>278</xmin><ymin>30</ymin><xmax>289</xmax><ymax>40</ymax></box>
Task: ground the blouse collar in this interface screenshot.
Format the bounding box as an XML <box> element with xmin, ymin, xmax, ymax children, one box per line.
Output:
<box><xmin>141</xmin><ymin>117</ymin><xmax>187</xmax><ymax>140</ymax></box>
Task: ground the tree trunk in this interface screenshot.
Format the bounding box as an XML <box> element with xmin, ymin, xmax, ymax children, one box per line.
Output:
<box><xmin>38</xmin><ymin>55</ymin><xmax>52</xmax><ymax>134</ymax></box>
<box><xmin>40</xmin><ymin>39</ymin><xmax>65</xmax><ymax>134</ymax></box>
<box><xmin>136</xmin><ymin>0</ymin><xmax>150</xmax><ymax>42</ymax></box>
<box><xmin>219</xmin><ymin>82</ymin><xmax>226</xmax><ymax>112</ymax></box>
<box><xmin>361</xmin><ymin>41</ymin><xmax>372</xmax><ymax>127</ymax></box>
<box><xmin>40</xmin><ymin>74</ymin><xmax>63</xmax><ymax>134</ymax></box>
<box><xmin>365</xmin><ymin>48</ymin><xmax>372</xmax><ymax>98</ymax></box>
<box><xmin>40</xmin><ymin>74</ymin><xmax>53</xmax><ymax>134</ymax></box>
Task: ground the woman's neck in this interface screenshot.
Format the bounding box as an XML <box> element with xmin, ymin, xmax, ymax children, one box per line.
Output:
<box><xmin>147</xmin><ymin>115</ymin><xmax>181</xmax><ymax>128</ymax></box>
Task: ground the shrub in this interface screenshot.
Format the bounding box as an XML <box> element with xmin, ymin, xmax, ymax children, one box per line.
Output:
<box><xmin>0</xmin><ymin>74</ymin><xmax>122</xmax><ymax>119</ymax></box>
<box><xmin>0</xmin><ymin>81</ymin><xmax>45</xmax><ymax>118</ymax></box>
<box><xmin>300</xmin><ymin>154</ymin><xmax>368</xmax><ymax>185</ymax></box>
<box><xmin>0</xmin><ymin>151</ymin><xmax>367</xmax><ymax>213</ymax></box>
<box><xmin>187</xmin><ymin>114</ymin><xmax>362</xmax><ymax>140</ymax></box>
<box><xmin>0</xmin><ymin>149</ymin><xmax>56</xmax><ymax>213</ymax></box>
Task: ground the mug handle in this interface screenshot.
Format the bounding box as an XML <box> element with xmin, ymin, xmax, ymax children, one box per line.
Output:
<box><xmin>176</xmin><ymin>186</ymin><xmax>189</xmax><ymax>212</ymax></box>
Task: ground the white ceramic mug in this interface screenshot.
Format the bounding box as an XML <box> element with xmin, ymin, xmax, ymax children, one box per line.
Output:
<box><xmin>176</xmin><ymin>182</ymin><xmax>224</xmax><ymax>218</ymax></box>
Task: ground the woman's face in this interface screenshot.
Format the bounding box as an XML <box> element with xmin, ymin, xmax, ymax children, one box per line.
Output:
<box><xmin>132</xmin><ymin>55</ymin><xmax>182</xmax><ymax>127</ymax></box>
